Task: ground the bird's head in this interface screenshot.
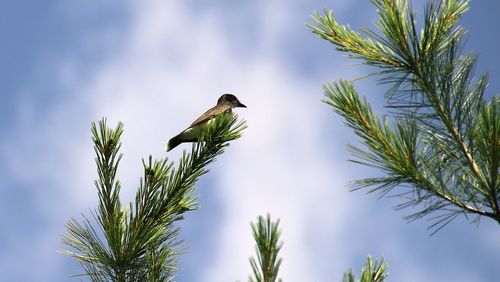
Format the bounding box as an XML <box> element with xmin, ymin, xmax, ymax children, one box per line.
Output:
<box><xmin>218</xmin><ymin>94</ymin><xmax>247</xmax><ymax>108</ymax></box>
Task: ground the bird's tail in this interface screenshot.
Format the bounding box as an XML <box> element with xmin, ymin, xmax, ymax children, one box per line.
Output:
<box><xmin>165</xmin><ymin>136</ymin><xmax>183</xmax><ymax>152</ymax></box>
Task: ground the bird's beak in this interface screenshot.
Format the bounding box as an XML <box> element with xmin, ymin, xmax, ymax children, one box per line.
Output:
<box><xmin>236</xmin><ymin>101</ymin><xmax>247</xmax><ymax>108</ymax></box>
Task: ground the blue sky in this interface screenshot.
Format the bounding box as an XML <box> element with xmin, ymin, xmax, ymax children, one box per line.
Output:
<box><xmin>1</xmin><ymin>1</ymin><xmax>499</xmax><ymax>281</ymax></box>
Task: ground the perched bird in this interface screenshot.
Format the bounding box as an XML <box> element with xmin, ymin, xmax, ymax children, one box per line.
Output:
<box><xmin>165</xmin><ymin>94</ymin><xmax>247</xmax><ymax>151</ymax></box>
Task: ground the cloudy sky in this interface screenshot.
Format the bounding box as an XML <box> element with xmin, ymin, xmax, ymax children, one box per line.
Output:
<box><xmin>1</xmin><ymin>1</ymin><xmax>499</xmax><ymax>281</ymax></box>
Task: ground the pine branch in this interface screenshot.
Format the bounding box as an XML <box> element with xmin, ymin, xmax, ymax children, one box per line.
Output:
<box><xmin>342</xmin><ymin>256</ymin><xmax>388</xmax><ymax>282</ymax></box>
<box><xmin>62</xmin><ymin>115</ymin><xmax>246</xmax><ymax>281</ymax></box>
<box><xmin>324</xmin><ymin>80</ymin><xmax>493</xmax><ymax>222</ymax></box>
<box><xmin>309</xmin><ymin>0</ymin><xmax>500</xmax><ymax>231</ymax></box>
<box><xmin>248</xmin><ymin>214</ymin><xmax>283</xmax><ymax>282</ymax></box>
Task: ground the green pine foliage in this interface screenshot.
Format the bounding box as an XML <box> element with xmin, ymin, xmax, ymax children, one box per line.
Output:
<box><xmin>62</xmin><ymin>115</ymin><xmax>246</xmax><ymax>281</ymax></box>
<box><xmin>342</xmin><ymin>256</ymin><xmax>388</xmax><ymax>282</ymax></box>
<box><xmin>309</xmin><ymin>0</ymin><xmax>499</xmax><ymax>233</ymax></box>
<box><xmin>249</xmin><ymin>214</ymin><xmax>283</xmax><ymax>282</ymax></box>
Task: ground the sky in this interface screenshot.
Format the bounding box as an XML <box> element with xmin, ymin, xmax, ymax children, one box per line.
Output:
<box><xmin>1</xmin><ymin>0</ymin><xmax>499</xmax><ymax>281</ymax></box>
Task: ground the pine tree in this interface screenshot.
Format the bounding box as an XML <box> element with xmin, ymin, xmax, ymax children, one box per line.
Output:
<box><xmin>61</xmin><ymin>115</ymin><xmax>246</xmax><ymax>281</ymax></box>
<box><xmin>309</xmin><ymin>0</ymin><xmax>499</xmax><ymax>233</ymax></box>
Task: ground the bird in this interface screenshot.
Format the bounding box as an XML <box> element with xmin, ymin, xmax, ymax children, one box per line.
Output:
<box><xmin>165</xmin><ymin>94</ymin><xmax>247</xmax><ymax>151</ymax></box>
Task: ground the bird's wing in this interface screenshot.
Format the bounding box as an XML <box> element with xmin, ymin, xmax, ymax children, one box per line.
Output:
<box><xmin>190</xmin><ymin>104</ymin><xmax>232</xmax><ymax>126</ymax></box>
